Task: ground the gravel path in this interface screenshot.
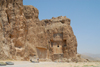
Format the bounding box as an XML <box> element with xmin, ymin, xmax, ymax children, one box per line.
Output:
<box><xmin>1</xmin><ymin>61</ymin><xmax>100</xmax><ymax>67</ymax></box>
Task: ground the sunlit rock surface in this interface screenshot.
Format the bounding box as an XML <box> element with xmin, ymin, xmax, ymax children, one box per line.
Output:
<box><xmin>0</xmin><ymin>0</ymin><xmax>85</xmax><ymax>62</ymax></box>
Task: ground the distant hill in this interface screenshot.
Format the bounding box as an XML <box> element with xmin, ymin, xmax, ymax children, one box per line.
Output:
<box><xmin>80</xmin><ymin>53</ymin><xmax>100</xmax><ymax>61</ymax></box>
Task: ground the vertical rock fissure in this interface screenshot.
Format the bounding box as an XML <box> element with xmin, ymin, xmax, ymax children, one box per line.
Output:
<box><xmin>6</xmin><ymin>10</ymin><xmax>10</xmax><ymax>24</ymax></box>
<box><xmin>1</xmin><ymin>19</ymin><xmax>5</xmax><ymax>37</ymax></box>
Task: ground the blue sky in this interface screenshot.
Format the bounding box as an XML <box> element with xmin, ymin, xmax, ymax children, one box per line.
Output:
<box><xmin>23</xmin><ymin>0</ymin><xmax>100</xmax><ymax>54</ymax></box>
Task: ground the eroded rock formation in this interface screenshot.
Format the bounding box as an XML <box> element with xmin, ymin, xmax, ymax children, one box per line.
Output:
<box><xmin>0</xmin><ymin>0</ymin><xmax>84</xmax><ymax>61</ymax></box>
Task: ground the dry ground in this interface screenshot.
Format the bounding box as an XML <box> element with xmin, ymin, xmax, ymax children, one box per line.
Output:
<box><xmin>0</xmin><ymin>61</ymin><xmax>100</xmax><ymax>67</ymax></box>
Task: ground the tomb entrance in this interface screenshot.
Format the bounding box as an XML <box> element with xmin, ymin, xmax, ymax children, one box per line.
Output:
<box><xmin>51</xmin><ymin>41</ymin><xmax>63</xmax><ymax>54</ymax></box>
<box><xmin>36</xmin><ymin>47</ymin><xmax>47</xmax><ymax>59</ymax></box>
<box><xmin>51</xmin><ymin>33</ymin><xmax>66</xmax><ymax>54</ymax></box>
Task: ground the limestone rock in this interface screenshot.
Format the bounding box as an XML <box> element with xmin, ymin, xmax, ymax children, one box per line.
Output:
<box><xmin>0</xmin><ymin>0</ymin><xmax>81</xmax><ymax>62</ymax></box>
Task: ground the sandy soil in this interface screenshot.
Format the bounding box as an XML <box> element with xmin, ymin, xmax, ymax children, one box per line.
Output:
<box><xmin>0</xmin><ymin>61</ymin><xmax>100</xmax><ymax>67</ymax></box>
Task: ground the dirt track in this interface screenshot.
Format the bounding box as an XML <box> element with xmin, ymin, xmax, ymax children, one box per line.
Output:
<box><xmin>1</xmin><ymin>61</ymin><xmax>100</xmax><ymax>67</ymax></box>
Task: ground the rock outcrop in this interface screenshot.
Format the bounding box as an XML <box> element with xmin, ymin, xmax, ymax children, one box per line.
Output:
<box><xmin>0</xmin><ymin>0</ymin><xmax>82</xmax><ymax>61</ymax></box>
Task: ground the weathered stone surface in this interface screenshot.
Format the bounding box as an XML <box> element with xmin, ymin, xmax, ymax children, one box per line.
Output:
<box><xmin>0</xmin><ymin>0</ymin><xmax>84</xmax><ymax>62</ymax></box>
<box><xmin>0</xmin><ymin>0</ymin><xmax>27</xmax><ymax>60</ymax></box>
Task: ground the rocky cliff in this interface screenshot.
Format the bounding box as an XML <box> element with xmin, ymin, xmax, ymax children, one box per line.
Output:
<box><xmin>0</xmin><ymin>0</ymin><xmax>83</xmax><ymax>62</ymax></box>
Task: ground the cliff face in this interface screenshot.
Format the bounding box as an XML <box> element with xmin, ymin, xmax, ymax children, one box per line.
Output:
<box><xmin>0</xmin><ymin>0</ymin><xmax>79</xmax><ymax>61</ymax></box>
<box><xmin>0</xmin><ymin>0</ymin><xmax>27</xmax><ymax>60</ymax></box>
